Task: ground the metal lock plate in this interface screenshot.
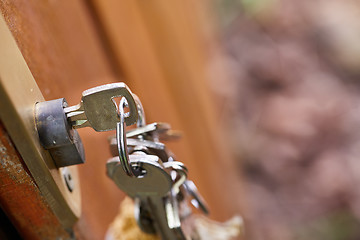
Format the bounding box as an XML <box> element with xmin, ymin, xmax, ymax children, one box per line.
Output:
<box><xmin>0</xmin><ymin>14</ymin><xmax>80</xmax><ymax>229</ymax></box>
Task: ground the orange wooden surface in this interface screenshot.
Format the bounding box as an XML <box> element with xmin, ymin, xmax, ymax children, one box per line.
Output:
<box><xmin>90</xmin><ymin>0</ymin><xmax>245</xmax><ymax>221</ymax></box>
<box><xmin>0</xmin><ymin>1</ymin><xmax>124</xmax><ymax>239</ymax></box>
<box><xmin>0</xmin><ymin>0</ymin><xmax>244</xmax><ymax>239</ymax></box>
<box><xmin>0</xmin><ymin>121</ymin><xmax>70</xmax><ymax>239</ymax></box>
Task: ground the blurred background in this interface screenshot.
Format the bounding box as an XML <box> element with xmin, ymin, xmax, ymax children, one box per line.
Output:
<box><xmin>1</xmin><ymin>0</ymin><xmax>360</xmax><ymax>239</ymax></box>
<box><xmin>214</xmin><ymin>0</ymin><xmax>360</xmax><ymax>239</ymax></box>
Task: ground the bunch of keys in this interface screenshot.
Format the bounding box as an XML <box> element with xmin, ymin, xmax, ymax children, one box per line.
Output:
<box><xmin>106</xmin><ymin>93</ymin><xmax>209</xmax><ymax>240</ymax></box>
<box><xmin>36</xmin><ymin>82</ymin><xmax>238</xmax><ymax>239</ymax></box>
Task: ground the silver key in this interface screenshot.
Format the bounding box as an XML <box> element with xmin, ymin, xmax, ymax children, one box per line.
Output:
<box><xmin>109</xmin><ymin>137</ymin><xmax>175</xmax><ymax>163</ymax></box>
<box><xmin>183</xmin><ymin>180</ymin><xmax>209</xmax><ymax>215</ymax></box>
<box><xmin>107</xmin><ymin>153</ymin><xmax>186</xmax><ymax>240</ymax></box>
<box><xmin>64</xmin><ymin>83</ymin><xmax>138</xmax><ymax>131</ymax></box>
<box><xmin>126</xmin><ymin>122</ymin><xmax>170</xmax><ymax>138</ymax></box>
<box><xmin>133</xmin><ymin>93</ymin><xmax>146</xmax><ymax>128</ymax></box>
<box><xmin>126</xmin><ymin>122</ymin><xmax>181</xmax><ymax>142</ymax></box>
<box><xmin>126</xmin><ymin>94</ymin><xmax>181</xmax><ymax>141</ymax></box>
<box><xmin>135</xmin><ymin>160</ymin><xmax>188</xmax><ymax>235</ymax></box>
<box><xmin>135</xmin><ymin>161</ymin><xmax>188</xmax><ymax>233</ymax></box>
<box><xmin>127</xmin><ymin>138</ymin><xmax>174</xmax><ymax>163</ymax></box>
<box><xmin>163</xmin><ymin>161</ymin><xmax>188</xmax><ymax>231</ymax></box>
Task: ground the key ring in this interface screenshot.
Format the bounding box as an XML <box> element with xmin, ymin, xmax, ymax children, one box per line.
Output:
<box><xmin>117</xmin><ymin>97</ymin><xmax>135</xmax><ymax>176</ymax></box>
<box><xmin>117</xmin><ymin>94</ymin><xmax>147</xmax><ymax>176</ymax></box>
<box><xmin>163</xmin><ymin>161</ymin><xmax>188</xmax><ymax>194</ymax></box>
<box><xmin>133</xmin><ymin>94</ymin><xmax>146</xmax><ymax>128</ymax></box>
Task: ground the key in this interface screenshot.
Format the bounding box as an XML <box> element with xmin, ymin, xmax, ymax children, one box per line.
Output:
<box><xmin>163</xmin><ymin>161</ymin><xmax>188</xmax><ymax>231</ymax></box>
<box><xmin>126</xmin><ymin>122</ymin><xmax>182</xmax><ymax>142</ymax></box>
<box><xmin>182</xmin><ymin>180</ymin><xmax>209</xmax><ymax>215</ymax></box>
<box><xmin>134</xmin><ymin>197</ymin><xmax>157</xmax><ymax>234</ymax></box>
<box><xmin>127</xmin><ymin>139</ymin><xmax>166</xmax><ymax>152</ymax></box>
<box><xmin>135</xmin><ymin>160</ymin><xmax>188</xmax><ymax>234</ymax></box>
<box><xmin>127</xmin><ymin>94</ymin><xmax>181</xmax><ymax>141</ymax></box>
<box><xmin>127</xmin><ymin>138</ymin><xmax>173</xmax><ymax>163</ymax></box>
<box><xmin>133</xmin><ymin>93</ymin><xmax>146</xmax><ymax>128</ymax></box>
<box><xmin>124</xmin><ymin>93</ymin><xmax>162</xmax><ymax>138</ymax></box>
<box><xmin>109</xmin><ymin>137</ymin><xmax>174</xmax><ymax>163</ymax></box>
<box><xmin>107</xmin><ymin>153</ymin><xmax>186</xmax><ymax>240</ymax></box>
<box><xmin>163</xmin><ymin>161</ymin><xmax>188</xmax><ymax>194</ymax></box>
<box><xmin>114</xmin><ymin>98</ymin><xmax>173</xmax><ymax>176</ymax></box>
<box><xmin>126</xmin><ymin>122</ymin><xmax>170</xmax><ymax>138</ymax></box>
<box><xmin>64</xmin><ymin>83</ymin><xmax>138</xmax><ymax>131</ymax></box>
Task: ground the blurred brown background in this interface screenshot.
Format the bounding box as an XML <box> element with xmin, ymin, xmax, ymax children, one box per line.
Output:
<box><xmin>1</xmin><ymin>0</ymin><xmax>360</xmax><ymax>239</ymax></box>
<box><xmin>215</xmin><ymin>0</ymin><xmax>360</xmax><ymax>239</ymax></box>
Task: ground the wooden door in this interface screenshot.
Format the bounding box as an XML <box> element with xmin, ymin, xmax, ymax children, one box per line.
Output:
<box><xmin>0</xmin><ymin>1</ymin><xmax>244</xmax><ymax>239</ymax></box>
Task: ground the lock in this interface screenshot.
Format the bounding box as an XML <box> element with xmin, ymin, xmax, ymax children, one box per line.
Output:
<box><xmin>0</xmin><ymin>14</ymin><xmax>80</xmax><ymax>229</ymax></box>
<box><xmin>35</xmin><ymin>98</ymin><xmax>85</xmax><ymax>168</ymax></box>
<box><xmin>35</xmin><ymin>83</ymin><xmax>138</xmax><ymax>168</ymax></box>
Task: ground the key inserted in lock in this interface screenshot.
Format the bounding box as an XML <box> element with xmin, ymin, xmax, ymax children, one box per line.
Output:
<box><xmin>35</xmin><ymin>83</ymin><xmax>138</xmax><ymax>168</ymax></box>
<box><xmin>36</xmin><ymin>98</ymin><xmax>85</xmax><ymax>168</ymax></box>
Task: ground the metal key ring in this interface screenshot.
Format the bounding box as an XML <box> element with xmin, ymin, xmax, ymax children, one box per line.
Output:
<box><xmin>163</xmin><ymin>161</ymin><xmax>188</xmax><ymax>194</ymax></box>
<box><xmin>117</xmin><ymin>97</ymin><xmax>135</xmax><ymax>176</ymax></box>
<box><xmin>132</xmin><ymin>94</ymin><xmax>146</xmax><ymax>128</ymax></box>
<box><xmin>183</xmin><ymin>180</ymin><xmax>209</xmax><ymax>215</ymax></box>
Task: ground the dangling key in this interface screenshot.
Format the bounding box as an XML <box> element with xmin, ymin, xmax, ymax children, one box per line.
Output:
<box><xmin>134</xmin><ymin>160</ymin><xmax>188</xmax><ymax>235</ymax></box>
<box><xmin>109</xmin><ymin>137</ymin><xmax>174</xmax><ymax>163</ymax></box>
<box><xmin>107</xmin><ymin>153</ymin><xmax>186</xmax><ymax>240</ymax></box>
<box><xmin>183</xmin><ymin>180</ymin><xmax>209</xmax><ymax>215</ymax></box>
<box><xmin>126</xmin><ymin>122</ymin><xmax>182</xmax><ymax>142</ymax></box>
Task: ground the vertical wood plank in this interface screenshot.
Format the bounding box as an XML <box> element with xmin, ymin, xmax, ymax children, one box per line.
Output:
<box><xmin>90</xmin><ymin>0</ymin><xmax>245</xmax><ymax>221</ymax></box>
<box><xmin>0</xmin><ymin>1</ymin><xmax>125</xmax><ymax>239</ymax></box>
<box><xmin>0</xmin><ymin>0</ymin><xmax>245</xmax><ymax>239</ymax></box>
<box><xmin>0</xmin><ymin>121</ymin><xmax>70</xmax><ymax>239</ymax></box>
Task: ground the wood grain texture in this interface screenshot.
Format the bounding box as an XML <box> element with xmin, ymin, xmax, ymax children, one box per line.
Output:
<box><xmin>90</xmin><ymin>0</ymin><xmax>245</xmax><ymax>222</ymax></box>
<box><xmin>0</xmin><ymin>121</ymin><xmax>70</xmax><ymax>239</ymax></box>
<box><xmin>0</xmin><ymin>1</ymin><xmax>125</xmax><ymax>239</ymax></box>
<box><xmin>0</xmin><ymin>0</ymin><xmax>245</xmax><ymax>239</ymax></box>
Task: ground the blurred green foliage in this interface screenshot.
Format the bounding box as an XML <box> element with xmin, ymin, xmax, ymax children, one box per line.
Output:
<box><xmin>294</xmin><ymin>211</ymin><xmax>360</xmax><ymax>240</ymax></box>
<box><xmin>213</xmin><ymin>0</ymin><xmax>276</xmax><ymax>28</ymax></box>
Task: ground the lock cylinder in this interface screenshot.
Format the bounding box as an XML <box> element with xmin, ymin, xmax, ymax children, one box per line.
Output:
<box><xmin>35</xmin><ymin>98</ymin><xmax>85</xmax><ymax>168</ymax></box>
